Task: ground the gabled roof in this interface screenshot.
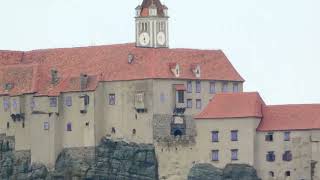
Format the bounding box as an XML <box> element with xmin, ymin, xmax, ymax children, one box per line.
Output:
<box><xmin>0</xmin><ymin>43</ymin><xmax>244</xmax><ymax>96</ymax></box>
<box><xmin>258</xmin><ymin>104</ymin><xmax>320</xmax><ymax>131</ymax></box>
<box><xmin>195</xmin><ymin>92</ymin><xmax>320</xmax><ymax>131</ymax></box>
<box><xmin>195</xmin><ymin>92</ymin><xmax>265</xmax><ymax>119</ymax></box>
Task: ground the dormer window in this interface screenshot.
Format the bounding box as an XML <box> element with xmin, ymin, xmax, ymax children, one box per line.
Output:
<box><xmin>128</xmin><ymin>53</ymin><xmax>134</xmax><ymax>64</ymax></box>
<box><xmin>191</xmin><ymin>64</ymin><xmax>201</xmax><ymax>78</ymax></box>
<box><xmin>3</xmin><ymin>83</ymin><xmax>14</xmax><ymax>91</ymax></box>
<box><xmin>169</xmin><ymin>63</ymin><xmax>180</xmax><ymax>77</ymax></box>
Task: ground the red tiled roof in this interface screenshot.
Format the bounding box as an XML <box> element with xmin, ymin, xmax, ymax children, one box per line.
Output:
<box><xmin>257</xmin><ymin>104</ymin><xmax>320</xmax><ymax>131</ymax></box>
<box><xmin>0</xmin><ymin>43</ymin><xmax>244</xmax><ymax>96</ymax></box>
<box><xmin>140</xmin><ymin>0</ymin><xmax>165</xmax><ymax>17</ymax></box>
<box><xmin>0</xmin><ymin>64</ymin><xmax>38</xmax><ymax>96</ymax></box>
<box><xmin>195</xmin><ymin>92</ymin><xmax>265</xmax><ymax>119</ymax></box>
<box><xmin>0</xmin><ymin>51</ymin><xmax>24</xmax><ymax>65</ymax></box>
<box><xmin>195</xmin><ymin>92</ymin><xmax>320</xmax><ymax>131</ymax></box>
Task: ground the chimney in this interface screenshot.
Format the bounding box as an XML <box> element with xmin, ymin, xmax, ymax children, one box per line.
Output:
<box><xmin>80</xmin><ymin>73</ymin><xmax>89</xmax><ymax>91</ymax></box>
<box><xmin>51</xmin><ymin>69</ymin><xmax>59</xmax><ymax>85</ymax></box>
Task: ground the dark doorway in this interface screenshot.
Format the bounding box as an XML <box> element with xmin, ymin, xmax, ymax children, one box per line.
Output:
<box><xmin>174</xmin><ymin>129</ymin><xmax>182</xmax><ymax>137</ymax></box>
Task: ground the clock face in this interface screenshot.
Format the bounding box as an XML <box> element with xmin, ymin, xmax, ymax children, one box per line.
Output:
<box><xmin>139</xmin><ymin>32</ymin><xmax>150</xmax><ymax>46</ymax></box>
<box><xmin>157</xmin><ymin>32</ymin><xmax>166</xmax><ymax>45</ymax></box>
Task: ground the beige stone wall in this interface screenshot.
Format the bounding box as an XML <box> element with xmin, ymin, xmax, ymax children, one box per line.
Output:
<box><xmin>153</xmin><ymin>79</ymin><xmax>243</xmax><ymax>116</ymax></box>
<box><xmin>311</xmin><ymin>130</ymin><xmax>320</xmax><ymax>180</ymax></box>
<box><xmin>255</xmin><ymin>131</ymin><xmax>314</xmax><ymax>180</ymax></box>
<box><xmin>101</xmin><ymin>80</ymin><xmax>154</xmax><ymax>144</ymax></box>
<box><xmin>195</xmin><ymin>118</ymin><xmax>260</xmax><ymax>168</ymax></box>
<box><xmin>0</xmin><ymin>95</ymin><xmax>31</xmax><ymax>151</ymax></box>
<box><xmin>60</xmin><ymin>92</ymin><xmax>95</xmax><ymax>148</ymax></box>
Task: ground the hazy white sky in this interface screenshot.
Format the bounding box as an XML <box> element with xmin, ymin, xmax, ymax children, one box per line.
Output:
<box><xmin>0</xmin><ymin>0</ymin><xmax>319</xmax><ymax>105</ymax></box>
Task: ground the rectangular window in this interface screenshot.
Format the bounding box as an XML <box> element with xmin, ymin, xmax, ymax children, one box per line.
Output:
<box><xmin>49</xmin><ymin>97</ymin><xmax>57</xmax><ymax>107</ymax></box>
<box><xmin>212</xmin><ymin>150</ymin><xmax>219</xmax><ymax>161</ymax></box>
<box><xmin>196</xmin><ymin>99</ymin><xmax>202</xmax><ymax>109</ymax></box>
<box><xmin>12</xmin><ymin>99</ymin><xmax>17</xmax><ymax>110</ymax></box>
<box><xmin>231</xmin><ymin>149</ymin><xmax>238</xmax><ymax>160</ymax></box>
<box><xmin>231</xmin><ymin>130</ymin><xmax>238</xmax><ymax>141</ymax></box>
<box><xmin>44</xmin><ymin>122</ymin><xmax>49</xmax><ymax>130</ymax></box>
<box><xmin>282</xmin><ymin>151</ymin><xmax>292</xmax><ymax>161</ymax></box>
<box><xmin>67</xmin><ymin>123</ymin><xmax>72</xmax><ymax>131</ymax></box>
<box><xmin>30</xmin><ymin>97</ymin><xmax>35</xmax><ymax>111</ymax></box>
<box><xmin>187</xmin><ymin>81</ymin><xmax>192</xmax><ymax>93</ymax></box>
<box><xmin>65</xmin><ymin>96</ymin><xmax>72</xmax><ymax>107</ymax></box>
<box><xmin>177</xmin><ymin>91</ymin><xmax>184</xmax><ymax>103</ymax></box>
<box><xmin>266</xmin><ymin>151</ymin><xmax>275</xmax><ymax>162</ymax></box>
<box><xmin>222</xmin><ymin>82</ymin><xmax>228</xmax><ymax>92</ymax></box>
<box><xmin>265</xmin><ymin>133</ymin><xmax>274</xmax><ymax>142</ymax></box>
<box><xmin>84</xmin><ymin>95</ymin><xmax>89</xmax><ymax>106</ymax></box>
<box><xmin>210</xmin><ymin>81</ymin><xmax>216</xmax><ymax>94</ymax></box>
<box><xmin>284</xmin><ymin>132</ymin><xmax>290</xmax><ymax>141</ymax></box>
<box><xmin>3</xmin><ymin>98</ymin><xmax>10</xmax><ymax>111</ymax></box>
<box><xmin>187</xmin><ymin>99</ymin><xmax>192</xmax><ymax>108</ymax></box>
<box><xmin>196</xmin><ymin>80</ymin><xmax>201</xmax><ymax>93</ymax></box>
<box><xmin>233</xmin><ymin>83</ymin><xmax>239</xmax><ymax>93</ymax></box>
<box><xmin>109</xmin><ymin>94</ymin><xmax>116</xmax><ymax>105</ymax></box>
<box><xmin>211</xmin><ymin>131</ymin><xmax>219</xmax><ymax>142</ymax></box>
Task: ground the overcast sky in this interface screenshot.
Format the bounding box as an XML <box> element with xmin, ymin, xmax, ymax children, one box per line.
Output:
<box><xmin>0</xmin><ymin>0</ymin><xmax>319</xmax><ymax>105</ymax></box>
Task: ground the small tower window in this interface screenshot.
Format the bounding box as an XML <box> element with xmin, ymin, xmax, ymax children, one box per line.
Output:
<box><xmin>111</xmin><ymin>127</ymin><xmax>116</xmax><ymax>134</ymax></box>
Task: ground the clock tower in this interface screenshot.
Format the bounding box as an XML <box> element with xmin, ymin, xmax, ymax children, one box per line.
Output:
<box><xmin>135</xmin><ymin>0</ymin><xmax>169</xmax><ymax>48</ymax></box>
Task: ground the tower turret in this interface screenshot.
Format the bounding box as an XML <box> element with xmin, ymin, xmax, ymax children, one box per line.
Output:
<box><xmin>135</xmin><ymin>0</ymin><xmax>169</xmax><ymax>48</ymax></box>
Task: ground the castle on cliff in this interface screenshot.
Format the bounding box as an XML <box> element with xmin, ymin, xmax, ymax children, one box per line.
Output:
<box><xmin>0</xmin><ymin>0</ymin><xmax>319</xmax><ymax>179</ymax></box>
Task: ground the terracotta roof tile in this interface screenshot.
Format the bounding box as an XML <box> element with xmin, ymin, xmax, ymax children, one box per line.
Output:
<box><xmin>0</xmin><ymin>51</ymin><xmax>24</xmax><ymax>65</ymax></box>
<box><xmin>0</xmin><ymin>43</ymin><xmax>244</xmax><ymax>96</ymax></box>
<box><xmin>195</xmin><ymin>92</ymin><xmax>320</xmax><ymax>131</ymax></box>
<box><xmin>0</xmin><ymin>64</ymin><xmax>38</xmax><ymax>96</ymax></box>
<box><xmin>140</xmin><ymin>0</ymin><xmax>165</xmax><ymax>17</ymax></box>
<box><xmin>258</xmin><ymin>104</ymin><xmax>320</xmax><ymax>131</ymax></box>
<box><xmin>195</xmin><ymin>92</ymin><xmax>265</xmax><ymax>119</ymax></box>
<box><xmin>174</xmin><ymin>84</ymin><xmax>186</xmax><ymax>91</ymax></box>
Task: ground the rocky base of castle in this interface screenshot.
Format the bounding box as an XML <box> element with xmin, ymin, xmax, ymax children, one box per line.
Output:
<box><xmin>0</xmin><ymin>136</ymin><xmax>158</xmax><ymax>180</ymax></box>
<box><xmin>188</xmin><ymin>163</ymin><xmax>260</xmax><ymax>180</ymax></box>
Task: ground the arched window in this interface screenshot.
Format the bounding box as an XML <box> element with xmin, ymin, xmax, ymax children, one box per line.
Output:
<box><xmin>269</xmin><ymin>171</ymin><xmax>274</xmax><ymax>177</ymax></box>
<box><xmin>174</xmin><ymin>129</ymin><xmax>182</xmax><ymax>137</ymax></box>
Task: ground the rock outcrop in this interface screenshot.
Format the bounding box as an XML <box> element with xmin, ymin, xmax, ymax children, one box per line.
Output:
<box><xmin>188</xmin><ymin>163</ymin><xmax>260</xmax><ymax>180</ymax></box>
<box><xmin>53</xmin><ymin>138</ymin><xmax>158</xmax><ymax>180</ymax></box>
<box><xmin>0</xmin><ymin>135</ymin><xmax>158</xmax><ymax>180</ymax></box>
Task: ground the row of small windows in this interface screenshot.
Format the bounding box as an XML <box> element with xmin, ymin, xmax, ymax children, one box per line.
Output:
<box><xmin>187</xmin><ymin>81</ymin><xmax>239</xmax><ymax>94</ymax></box>
<box><xmin>140</xmin><ymin>22</ymin><xmax>149</xmax><ymax>32</ymax></box>
<box><xmin>139</xmin><ymin>22</ymin><xmax>165</xmax><ymax>32</ymax></box>
<box><xmin>211</xmin><ymin>130</ymin><xmax>238</xmax><ymax>142</ymax></box>
<box><xmin>269</xmin><ymin>171</ymin><xmax>291</xmax><ymax>178</ymax></box>
<box><xmin>211</xmin><ymin>149</ymin><xmax>238</xmax><ymax>161</ymax></box>
<box><xmin>1</xmin><ymin>94</ymin><xmax>120</xmax><ymax>112</ymax></box>
<box><xmin>265</xmin><ymin>132</ymin><xmax>290</xmax><ymax>142</ymax></box>
<box><xmin>266</xmin><ymin>150</ymin><xmax>292</xmax><ymax>162</ymax></box>
<box><xmin>157</xmin><ymin>22</ymin><xmax>165</xmax><ymax>31</ymax></box>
